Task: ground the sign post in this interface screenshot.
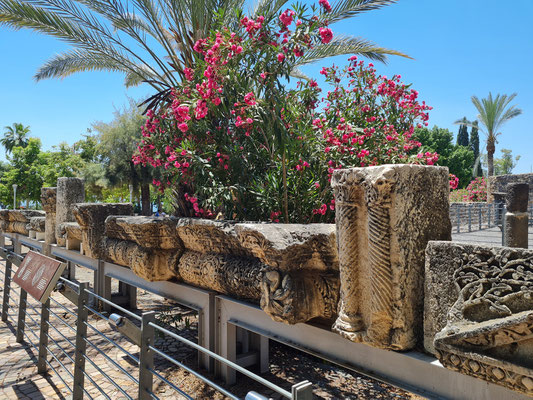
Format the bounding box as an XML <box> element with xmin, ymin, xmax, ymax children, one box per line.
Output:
<box><xmin>13</xmin><ymin>250</ymin><xmax>66</xmax><ymax>303</ymax></box>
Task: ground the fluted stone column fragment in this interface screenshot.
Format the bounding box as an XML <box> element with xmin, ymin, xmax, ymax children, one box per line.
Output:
<box><xmin>41</xmin><ymin>187</ymin><xmax>57</xmax><ymax>244</ymax></box>
<box><xmin>332</xmin><ymin>164</ymin><xmax>451</xmax><ymax>350</ymax></box>
<box><xmin>56</xmin><ymin>178</ymin><xmax>85</xmax><ymax>246</ymax></box>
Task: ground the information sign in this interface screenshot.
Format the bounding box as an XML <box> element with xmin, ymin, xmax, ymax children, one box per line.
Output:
<box><xmin>13</xmin><ymin>250</ymin><xmax>65</xmax><ymax>303</ymax></box>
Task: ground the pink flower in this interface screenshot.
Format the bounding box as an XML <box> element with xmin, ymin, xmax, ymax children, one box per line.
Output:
<box><xmin>279</xmin><ymin>9</ymin><xmax>295</xmax><ymax>27</ymax></box>
<box><xmin>319</xmin><ymin>27</ymin><xmax>333</xmax><ymax>44</ymax></box>
<box><xmin>260</xmin><ymin>72</ymin><xmax>267</xmax><ymax>79</ymax></box>
<box><xmin>178</xmin><ymin>123</ymin><xmax>189</xmax><ymax>132</ymax></box>
<box><xmin>212</xmin><ymin>97</ymin><xmax>221</xmax><ymax>106</ymax></box>
<box><xmin>183</xmin><ymin>68</ymin><xmax>194</xmax><ymax>80</ymax></box>
<box><xmin>235</xmin><ymin>46</ymin><xmax>243</xmax><ymax>54</ymax></box>
<box><xmin>244</xmin><ymin>92</ymin><xmax>256</xmax><ymax>106</ymax></box>
<box><xmin>319</xmin><ymin>0</ymin><xmax>332</xmax><ymax>12</ymax></box>
<box><xmin>277</xmin><ymin>53</ymin><xmax>285</xmax><ymax>62</ymax></box>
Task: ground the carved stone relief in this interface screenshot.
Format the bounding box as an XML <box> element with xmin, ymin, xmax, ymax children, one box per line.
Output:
<box><xmin>332</xmin><ymin>164</ymin><xmax>451</xmax><ymax>350</ymax></box>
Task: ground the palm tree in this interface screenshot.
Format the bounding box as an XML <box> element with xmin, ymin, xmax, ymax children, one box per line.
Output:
<box><xmin>455</xmin><ymin>93</ymin><xmax>522</xmax><ymax>176</ymax></box>
<box><xmin>0</xmin><ymin>123</ymin><xmax>30</xmax><ymax>155</ymax></box>
<box><xmin>0</xmin><ymin>0</ymin><xmax>408</xmax><ymax>91</ymax></box>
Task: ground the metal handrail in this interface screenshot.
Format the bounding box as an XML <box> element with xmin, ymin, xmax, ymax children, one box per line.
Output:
<box><xmin>85</xmin><ymin>289</ymin><xmax>142</xmax><ymax>321</ymax></box>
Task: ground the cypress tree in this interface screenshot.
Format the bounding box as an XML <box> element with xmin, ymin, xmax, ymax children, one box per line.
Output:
<box><xmin>456</xmin><ymin>117</ymin><xmax>469</xmax><ymax>146</ymax></box>
<box><xmin>469</xmin><ymin>120</ymin><xmax>482</xmax><ymax>176</ymax></box>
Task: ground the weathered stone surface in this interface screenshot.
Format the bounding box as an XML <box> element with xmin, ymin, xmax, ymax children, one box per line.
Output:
<box><xmin>504</xmin><ymin>183</ymin><xmax>529</xmax><ymax>249</ymax></box>
<box><xmin>178</xmin><ymin>250</ymin><xmax>266</xmax><ymax>300</ymax></box>
<box><xmin>57</xmin><ymin>222</ymin><xmax>82</xmax><ymax>241</ymax></box>
<box><xmin>261</xmin><ymin>269</ymin><xmax>339</xmax><ymax>324</ymax></box>
<box><xmin>56</xmin><ymin>178</ymin><xmax>84</xmax><ymax>246</ymax></box>
<box><xmin>0</xmin><ymin>210</ymin><xmax>45</xmax><ymax>234</ymax></box>
<box><xmin>236</xmin><ymin>223</ymin><xmax>338</xmax><ymax>272</ymax></box>
<box><xmin>176</xmin><ymin>218</ymin><xmax>249</xmax><ymax>255</ymax></box>
<box><xmin>102</xmin><ymin>238</ymin><xmax>179</xmax><ymax>282</ymax></box>
<box><xmin>73</xmin><ymin>203</ymin><xmax>133</xmax><ymax>258</ymax></box>
<box><xmin>105</xmin><ymin>216</ymin><xmax>182</xmax><ymax>249</ymax></box>
<box><xmin>331</xmin><ymin>164</ymin><xmax>451</xmax><ymax>350</ymax></box>
<box><xmin>428</xmin><ymin>242</ymin><xmax>533</xmax><ymax>395</ymax></box>
<box><xmin>506</xmin><ymin>183</ymin><xmax>529</xmax><ymax>213</ymax></box>
<box><xmin>41</xmin><ymin>187</ymin><xmax>57</xmax><ymax>244</ymax></box>
<box><xmin>29</xmin><ymin>217</ymin><xmax>46</xmax><ymax>232</ymax></box>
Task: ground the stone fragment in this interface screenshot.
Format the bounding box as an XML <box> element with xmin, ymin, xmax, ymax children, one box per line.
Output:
<box><xmin>41</xmin><ymin>187</ymin><xmax>57</xmax><ymax>244</ymax></box>
<box><xmin>29</xmin><ymin>217</ymin><xmax>45</xmax><ymax>232</ymax></box>
<box><xmin>506</xmin><ymin>183</ymin><xmax>529</xmax><ymax>212</ymax></box>
<box><xmin>428</xmin><ymin>241</ymin><xmax>533</xmax><ymax>395</ymax></box>
<box><xmin>331</xmin><ymin>164</ymin><xmax>451</xmax><ymax>350</ymax></box>
<box><xmin>177</xmin><ymin>250</ymin><xmax>267</xmax><ymax>300</ymax></box>
<box><xmin>102</xmin><ymin>238</ymin><xmax>179</xmax><ymax>282</ymax></box>
<box><xmin>0</xmin><ymin>210</ymin><xmax>45</xmax><ymax>235</ymax></box>
<box><xmin>105</xmin><ymin>215</ymin><xmax>182</xmax><ymax>249</ymax></box>
<box><xmin>73</xmin><ymin>203</ymin><xmax>133</xmax><ymax>258</ymax></box>
<box><xmin>56</xmin><ymin>178</ymin><xmax>84</xmax><ymax>246</ymax></box>
<box><xmin>235</xmin><ymin>223</ymin><xmax>338</xmax><ymax>272</ymax></box>
<box><xmin>176</xmin><ymin>218</ymin><xmax>250</xmax><ymax>255</ymax></box>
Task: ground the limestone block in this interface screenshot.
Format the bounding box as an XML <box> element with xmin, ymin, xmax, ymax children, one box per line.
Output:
<box><xmin>428</xmin><ymin>242</ymin><xmax>533</xmax><ymax>395</ymax></box>
<box><xmin>41</xmin><ymin>187</ymin><xmax>57</xmax><ymax>244</ymax></box>
<box><xmin>64</xmin><ymin>222</ymin><xmax>82</xmax><ymax>241</ymax></box>
<box><xmin>0</xmin><ymin>210</ymin><xmax>45</xmax><ymax>235</ymax></box>
<box><xmin>504</xmin><ymin>183</ymin><xmax>529</xmax><ymax>249</ymax></box>
<box><xmin>261</xmin><ymin>269</ymin><xmax>339</xmax><ymax>324</ymax></box>
<box><xmin>102</xmin><ymin>238</ymin><xmax>179</xmax><ymax>282</ymax></box>
<box><xmin>331</xmin><ymin>164</ymin><xmax>451</xmax><ymax>350</ymax></box>
<box><xmin>105</xmin><ymin>216</ymin><xmax>182</xmax><ymax>249</ymax></box>
<box><xmin>29</xmin><ymin>216</ymin><xmax>45</xmax><ymax>233</ymax></box>
<box><xmin>73</xmin><ymin>203</ymin><xmax>133</xmax><ymax>259</ymax></box>
<box><xmin>176</xmin><ymin>218</ymin><xmax>250</xmax><ymax>255</ymax></box>
<box><xmin>177</xmin><ymin>250</ymin><xmax>267</xmax><ymax>300</ymax></box>
<box><xmin>56</xmin><ymin>178</ymin><xmax>84</xmax><ymax>246</ymax></box>
<box><xmin>235</xmin><ymin>223</ymin><xmax>338</xmax><ymax>272</ymax></box>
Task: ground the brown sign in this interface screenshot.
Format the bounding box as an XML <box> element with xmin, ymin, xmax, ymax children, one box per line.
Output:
<box><xmin>13</xmin><ymin>250</ymin><xmax>66</xmax><ymax>303</ymax></box>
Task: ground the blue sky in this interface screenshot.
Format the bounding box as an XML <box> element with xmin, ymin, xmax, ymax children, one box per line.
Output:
<box><xmin>1</xmin><ymin>0</ymin><xmax>532</xmax><ymax>172</ymax></box>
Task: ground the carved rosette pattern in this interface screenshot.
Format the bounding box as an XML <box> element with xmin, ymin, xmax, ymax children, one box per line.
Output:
<box><xmin>436</xmin><ymin>348</ymin><xmax>533</xmax><ymax>395</ymax></box>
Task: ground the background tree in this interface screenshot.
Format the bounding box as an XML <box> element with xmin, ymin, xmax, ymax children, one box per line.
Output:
<box><xmin>469</xmin><ymin>120</ymin><xmax>482</xmax><ymax>177</ymax></box>
<box><xmin>1</xmin><ymin>122</ymin><xmax>30</xmax><ymax>155</ymax></box>
<box><xmin>456</xmin><ymin>117</ymin><xmax>469</xmax><ymax>147</ymax></box>
<box><xmin>457</xmin><ymin>92</ymin><xmax>522</xmax><ymax>176</ymax></box>
<box><xmin>415</xmin><ymin>126</ymin><xmax>475</xmax><ymax>188</ymax></box>
<box><xmin>0</xmin><ymin>0</ymin><xmax>408</xmax><ymax>92</ymax></box>
<box><xmin>493</xmin><ymin>148</ymin><xmax>520</xmax><ymax>176</ymax></box>
<box><xmin>92</xmin><ymin>102</ymin><xmax>155</xmax><ymax>215</ymax></box>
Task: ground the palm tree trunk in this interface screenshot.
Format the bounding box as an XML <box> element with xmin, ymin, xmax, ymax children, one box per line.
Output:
<box><xmin>487</xmin><ymin>141</ymin><xmax>495</xmax><ymax>176</ymax></box>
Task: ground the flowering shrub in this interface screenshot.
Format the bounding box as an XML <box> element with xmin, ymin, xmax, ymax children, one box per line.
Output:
<box><xmin>449</xmin><ymin>173</ymin><xmax>459</xmax><ymax>190</ymax></box>
<box><xmin>134</xmin><ymin>3</ymin><xmax>434</xmax><ymax>223</ymax></box>
<box><xmin>450</xmin><ymin>177</ymin><xmax>487</xmax><ymax>202</ymax></box>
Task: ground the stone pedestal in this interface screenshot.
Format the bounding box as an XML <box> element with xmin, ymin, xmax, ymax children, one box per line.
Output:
<box><xmin>56</xmin><ymin>178</ymin><xmax>84</xmax><ymax>246</ymax></box>
<box><xmin>504</xmin><ymin>183</ymin><xmax>529</xmax><ymax>249</ymax></box>
<box><xmin>331</xmin><ymin>164</ymin><xmax>451</xmax><ymax>350</ymax></box>
<box><xmin>41</xmin><ymin>187</ymin><xmax>57</xmax><ymax>244</ymax></box>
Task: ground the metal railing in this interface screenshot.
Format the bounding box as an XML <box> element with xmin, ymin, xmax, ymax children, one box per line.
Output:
<box><xmin>0</xmin><ymin>242</ymin><xmax>313</xmax><ymax>400</ymax></box>
<box><xmin>450</xmin><ymin>202</ymin><xmax>508</xmax><ymax>233</ymax></box>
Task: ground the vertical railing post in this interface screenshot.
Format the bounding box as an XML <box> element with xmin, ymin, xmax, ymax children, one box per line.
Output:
<box><xmin>37</xmin><ymin>298</ymin><xmax>50</xmax><ymax>373</ymax></box>
<box><xmin>139</xmin><ymin>311</ymin><xmax>156</xmax><ymax>400</ymax></box>
<box><xmin>292</xmin><ymin>381</ymin><xmax>313</xmax><ymax>400</ymax></box>
<box><xmin>488</xmin><ymin>203</ymin><xmax>492</xmax><ymax>228</ymax></box>
<box><xmin>478</xmin><ymin>206</ymin><xmax>482</xmax><ymax>230</ymax></box>
<box><xmin>2</xmin><ymin>259</ymin><xmax>12</xmax><ymax>322</ymax></box>
<box><xmin>457</xmin><ymin>207</ymin><xmax>461</xmax><ymax>233</ymax></box>
<box><xmin>73</xmin><ymin>282</ymin><xmax>89</xmax><ymax>400</ymax></box>
<box><xmin>16</xmin><ymin>288</ymin><xmax>27</xmax><ymax>343</ymax></box>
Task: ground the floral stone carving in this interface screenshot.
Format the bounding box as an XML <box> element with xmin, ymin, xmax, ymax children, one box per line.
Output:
<box><xmin>429</xmin><ymin>242</ymin><xmax>533</xmax><ymax>395</ymax></box>
<box><xmin>331</xmin><ymin>164</ymin><xmax>451</xmax><ymax>350</ymax></box>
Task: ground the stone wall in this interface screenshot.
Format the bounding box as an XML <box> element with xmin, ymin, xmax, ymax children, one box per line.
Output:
<box><xmin>488</xmin><ymin>173</ymin><xmax>533</xmax><ymax>203</ymax></box>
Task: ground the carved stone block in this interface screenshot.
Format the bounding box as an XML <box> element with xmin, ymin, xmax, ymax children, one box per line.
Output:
<box><xmin>28</xmin><ymin>217</ymin><xmax>45</xmax><ymax>232</ymax></box>
<box><xmin>102</xmin><ymin>238</ymin><xmax>179</xmax><ymax>282</ymax></box>
<box><xmin>56</xmin><ymin>178</ymin><xmax>84</xmax><ymax>246</ymax></box>
<box><xmin>236</xmin><ymin>223</ymin><xmax>338</xmax><ymax>272</ymax></box>
<box><xmin>0</xmin><ymin>210</ymin><xmax>45</xmax><ymax>235</ymax></box>
<box><xmin>41</xmin><ymin>187</ymin><xmax>57</xmax><ymax>244</ymax></box>
<box><xmin>177</xmin><ymin>218</ymin><xmax>249</xmax><ymax>255</ymax></box>
<box><xmin>73</xmin><ymin>203</ymin><xmax>133</xmax><ymax>259</ymax></box>
<box><xmin>428</xmin><ymin>242</ymin><xmax>533</xmax><ymax>395</ymax></box>
<box><xmin>331</xmin><ymin>164</ymin><xmax>451</xmax><ymax>350</ymax></box>
<box><xmin>105</xmin><ymin>216</ymin><xmax>182</xmax><ymax>249</ymax></box>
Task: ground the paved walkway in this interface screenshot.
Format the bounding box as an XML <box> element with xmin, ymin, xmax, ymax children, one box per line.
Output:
<box><xmin>452</xmin><ymin>226</ymin><xmax>533</xmax><ymax>247</ymax></box>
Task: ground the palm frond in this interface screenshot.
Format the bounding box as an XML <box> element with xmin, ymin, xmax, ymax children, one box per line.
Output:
<box><xmin>252</xmin><ymin>0</ymin><xmax>288</xmax><ymax>20</ymax></box>
<box><xmin>289</xmin><ymin>67</ymin><xmax>310</xmax><ymax>81</ymax></box>
<box><xmin>295</xmin><ymin>34</ymin><xmax>410</xmax><ymax>66</ymax></box>
<box><xmin>323</xmin><ymin>0</ymin><xmax>398</xmax><ymax>25</ymax></box>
